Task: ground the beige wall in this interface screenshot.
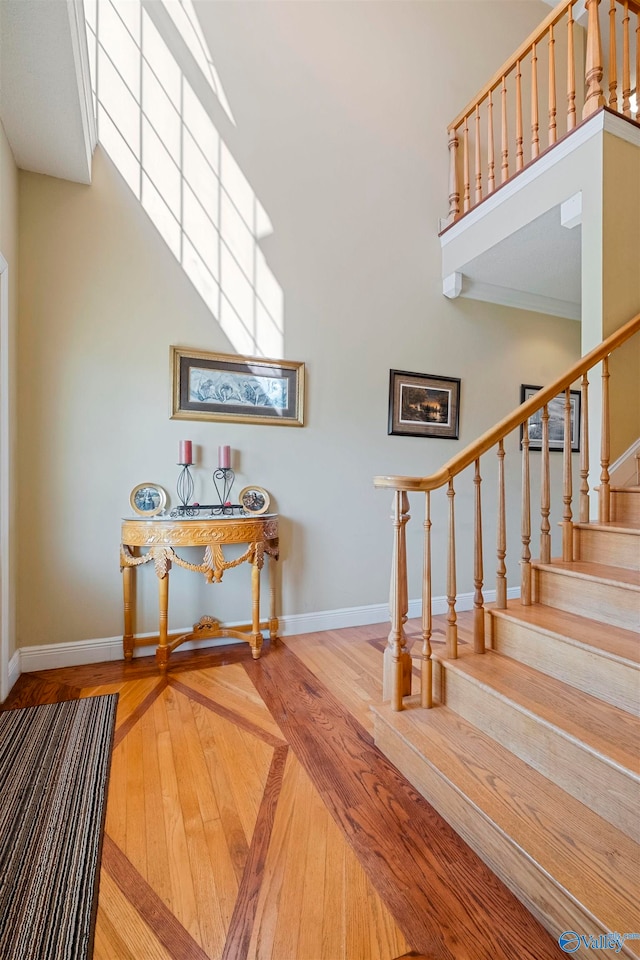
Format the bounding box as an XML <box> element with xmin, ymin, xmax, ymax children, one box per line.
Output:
<box><xmin>602</xmin><ymin>134</ymin><xmax>640</xmax><ymax>460</ymax></box>
<box><xmin>0</xmin><ymin>117</ymin><xmax>18</xmax><ymax>660</ymax></box>
<box><xmin>17</xmin><ymin>0</ymin><xmax>583</xmax><ymax>650</ymax></box>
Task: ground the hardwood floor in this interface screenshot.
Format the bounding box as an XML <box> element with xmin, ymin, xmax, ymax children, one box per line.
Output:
<box><xmin>2</xmin><ymin>616</ymin><xmax>564</xmax><ymax>959</ymax></box>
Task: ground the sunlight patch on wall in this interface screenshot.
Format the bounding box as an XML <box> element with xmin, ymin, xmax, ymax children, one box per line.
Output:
<box><xmin>84</xmin><ymin>0</ymin><xmax>283</xmax><ymax>358</ymax></box>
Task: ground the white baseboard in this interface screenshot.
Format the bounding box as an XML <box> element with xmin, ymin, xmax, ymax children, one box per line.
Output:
<box><xmin>17</xmin><ymin>586</ymin><xmax>521</xmax><ymax>673</ymax></box>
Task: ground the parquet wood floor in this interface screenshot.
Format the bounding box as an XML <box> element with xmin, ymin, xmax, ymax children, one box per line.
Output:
<box><xmin>2</xmin><ymin>616</ymin><xmax>563</xmax><ymax>959</ymax></box>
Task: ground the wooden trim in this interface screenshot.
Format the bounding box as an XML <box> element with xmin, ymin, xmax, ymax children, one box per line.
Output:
<box><xmin>374</xmin><ymin>312</ymin><xmax>640</xmax><ymax>493</ymax></box>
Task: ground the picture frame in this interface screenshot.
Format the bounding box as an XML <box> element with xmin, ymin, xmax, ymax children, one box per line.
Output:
<box><xmin>520</xmin><ymin>385</ymin><xmax>581</xmax><ymax>452</ymax></box>
<box><xmin>171</xmin><ymin>347</ymin><xmax>305</xmax><ymax>427</ymax></box>
<box><xmin>130</xmin><ymin>483</ymin><xmax>167</xmax><ymax>517</ymax></box>
<box><xmin>388</xmin><ymin>370</ymin><xmax>460</xmax><ymax>439</ymax></box>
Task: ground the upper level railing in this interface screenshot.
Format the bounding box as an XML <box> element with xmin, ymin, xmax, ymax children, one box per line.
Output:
<box><xmin>374</xmin><ymin>312</ymin><xmax>640</xmax><ymax>711</ymax></box>
<box><xmin>442</xmin><ymin>0</ymin><xmax>640</xmax><ymax>229</ymax></box>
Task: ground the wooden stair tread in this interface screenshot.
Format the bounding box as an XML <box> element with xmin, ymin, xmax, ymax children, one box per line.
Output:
<box><xmin>491</xmin><ymin>602</ymin><xmax>640</xmax><ymax>665</ymax></box>
<box><xmin>433</xmin><ymin>649</ymin><xmax>640</xmax><ymax>775</ymax></box>
<box><xmin>534</xmin><ymin>559</ymin><xmax>640</xmax><ymax>589</ymax></box>
<box><xmin>574</xmin><ymin>521</ymin><xmax>640</xmax><ymax>535</ymax></box>
<box><xmin>373</xmin><ymin>699</ymin><xmax>640</xmax><ymax>931</ymax></box>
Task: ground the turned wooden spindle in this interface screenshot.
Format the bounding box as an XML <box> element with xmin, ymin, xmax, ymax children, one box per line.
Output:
<box><xmin>580</xmin><ymin>373</ymin><xmax>590</xmax><ymax>522</ymax></box>
<box><xmin>599</xmin><ymin>357</ymin><xmax>611</xmax><ymax>523</ymax></box>
<box><xmin>531</xmin><ymin>42</ymin><xmax>540</xmax><ymax>158</ymax></box>
<box><xmin>501</xmin><ymin>76</ymin><xmax>509</xmax><ymax>182</ymax></box>
<box><xmin>636</xmin><ymin>13</ymin><xmax>639</xmax><ymax>119</ymax></box>
<box><xmin>521</xmin><ymin>429</ymin><xmax>532</xmax><ymax>606</ymax></box>
<box><xmin>622</xmin><ymin>1</ymin><xmax>631</xmax><ymax>116</ymax></box>
<box><xmin>475</xmin><ymin>104</ymin><xmax>482</xmax><ymax>204</ymax></box>
<box><xmin>609</xmin><ymin>0</ymin><xmax>619</xmax><ymax>109</ymax></box>
<box><xmin>487</xmin><ymin>90</ymin><xmax>496</xmax><ymax>194</ymax></box>
<box><xmin>496</xmin><ymin>440</ymin><xmax>507</xmax><ymax>609</ymax></box>
<box><xmin>446</xmin><ymin>479</ymin><xmax>458</xmax><ymax>659</ymax></box>
<box><xmin>385</xmin><ymin>490</ymin><xmax>412</xmax><ymax>710</ymax></box>
<box><xmin>548</xmin><ymin>24</ymin><xmax>557</xmax><ymax>145</ymax></box>
<box><xmin>447</xmin><ymin>127</ymin><xmax>460</xmax><ymax>223</ymax></box>
<box><xmin>516</xmin><ymin>60</ymin><xmax>524</xmax><ymax>171</ymax></box>
<box><xmin>463</xmin><ymin>118</ymin><xmax>471</xmax><ymax>212</ymax></box>
<box><xmin>583</xmin><ymin>0</ymin><xmax>605</xmax><ymax>117</ymax></box>
<box><xmin>562</xmin><ymin>388</ymin><xmax>574</xmax><ymax>561</ymax></box>
<box><xmin>421</xmin><ymin>492</ymin><xmax>433</xmax><ymax>708</ymax></box>
<box><xmin>567</xmin><ymin>2</ymin><xmax>577</xmax><ymax>130</ymax></box>
<box><xmin>473</xmin><ymin>459</ymin><xmax>485</xmax><ymax>652</ymax></box>
<box><xmin>540</xmin><ymin>405</ymin><xmax>551</xmax><ymax>564</ymax></box>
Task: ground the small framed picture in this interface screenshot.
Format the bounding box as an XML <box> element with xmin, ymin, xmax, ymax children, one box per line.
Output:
<box><xmin>171</xmin><ymin>347</ymin><xmax>305</xmax><ymax>427</ymax></box>
<box><xmin>239</xmin><ymin>485</ymin><xmax>271</xmax><ymax>515</ymax></box>
<box><xmin>129</xmin><ymin>483</ymin><xmax>167</xmax><ymax>516</ymax></box>
<box><xmin>520</xmin><ymin>385</ymin><xmax>581</xmax><ymax>452</ymax></box>
<box><xmin>388</xmin><ymin>370</ymin><xmax>460</xmax><ymax>439</ymax></box>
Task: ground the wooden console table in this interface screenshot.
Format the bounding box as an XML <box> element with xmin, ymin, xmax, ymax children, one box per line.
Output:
<box><xmin>120</xmin><ymin>515</ymin><xmax>279</xmax><ymax>671</ymax></box>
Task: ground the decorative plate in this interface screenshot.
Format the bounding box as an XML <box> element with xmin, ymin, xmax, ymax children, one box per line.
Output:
<box><xmin>129</xmin><ymin>482</ymin><xmax>168</xmax><ymax>517</ymax></box>
<box><xmin>239</xmin><ymin>485</ymin><xmax>271</xmax><ymax>515</ymax></box>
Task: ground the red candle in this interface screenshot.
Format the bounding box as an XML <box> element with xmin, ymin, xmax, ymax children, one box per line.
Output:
<box><xmin>218</xmin><ymin>445</ymin><xmax>231</xmax><ymax>469</ymax></box>
<box><xmin>179</xmin><ymin>440</ymin><xmax>193</xmax><ymax>465</ymax></box>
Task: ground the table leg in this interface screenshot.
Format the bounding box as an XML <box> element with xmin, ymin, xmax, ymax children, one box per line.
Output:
<box><xmin>268</xmin><ymin>553</ymin><xmax>279</xmax><ymax>639</ymax></box>
<box><xmin>250</xmin><ymin>552</ymin><xmax>263</xmax><ymax>659</ymax></box>
<box><xmin>122</xmin><ymin>564</ymin><xmax>134</xmax><ymax>661</ymax></box>
<box><xmin>156</xmin><ymin>569</ymin><xmax>170</xmax><ymax>672</ymax></box>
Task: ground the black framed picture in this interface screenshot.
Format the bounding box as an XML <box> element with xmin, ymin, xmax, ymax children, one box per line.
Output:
<box><xmin>520</xmin><ymin>384</ymin><xmax>581</xmax><ymax>452</ymax></box>
<box><xmin>388</xmin><ymin>370</ymin><xmax>460</xmax><ymax>439</ymax></box>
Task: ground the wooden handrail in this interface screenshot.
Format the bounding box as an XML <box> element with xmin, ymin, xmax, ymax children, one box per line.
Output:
<box><xmin>448</xmin><ymin>0</ymin><xmax>640</xmax><ymax>132</ymax></box>
<box><xmin>374</xmin><ymin>312</ymin><xmax>640</xmax><ymax>493</ymax></box>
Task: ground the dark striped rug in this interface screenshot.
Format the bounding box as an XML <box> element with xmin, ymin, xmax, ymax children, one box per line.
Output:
<box><xmin>0</xmin><ymin>694</ymin><xmax>118</xmax><ymax>960</ymax></box>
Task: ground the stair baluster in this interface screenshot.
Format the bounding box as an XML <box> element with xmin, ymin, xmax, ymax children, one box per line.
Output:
<box><xmin>580</xmin><ymin>373</ymin><xmax>590</xmax><ymax>522</ymax></box>
<box><xmin>567</xmin><ymin>2</ymin><xmax>576</xmax><ymax>130</ymax></box>
<box><xmin>540</xmin><ymin>405</ymin><xmax>551</xmax><ymax>564</ymax></box>
<box><xmin>463</xmin><ymin>118</ymin><xmax>471</xmax><ymax>213</ymax></box>
<box><xmin>609</xmin><ymin>0</ymin><xmax>619</xmax><ymax>109</ymax></box>
<box><xmin>474</xmin><ymin>459</ymin><xmax>486</xmax><ymax>651</ymax></box>
<box><xmin>501</xmin><ymin>76</ymin><xmax>509</xmax><ymax>183</ymax></box>
<box><xmin>447</xmin><ymin>479</ymin><xmax>458</xmax><ymax>658</ymax></box>
<box><xmin>422</xmin><ymin>492</ymin><xmax>433</xmax><ymax>707</ymax></box>
<box><xmin>487</xmin><ymin>90</ymin><xmax>495</xmax><ymax>194</ymax></box>
<box><xmin>475</xmin><ymin>105</ymin><xmax>483</xmax><ymax>203</ymax></box>
<box><xmin>622</xmin><ymin>0</ymin><xmax>631</xmax><ymax>115</ymax></box>
<box><xmin>562</xmin><ymin>387</ymin><xmax>574</xmax><ymax>561</ymax></box>
<box><xmin>496</xmin><ymin>440</ymin><xmax>507</xmax><ymax>608</ymax></box>
<box><xmin>515</xmin><ymin>61</ymin><xmax>524</xmax><ymax>171</ymax></box>
<box><xmin>599</xmin><ymin>356</ymin><xmax>611</xmax><ymax>522</ymax></box>
<box><xmin>521</xmin><ymin>430</ymin><xmax>532</xmax><ymax>605</ymax></box>
<box><xmin>548</xmin><ymin>24</ymin><xmax>557</xmax><ymax>145</ymax></box>
<box><xmin>531</xmin><ymin>41</ymin><xmax>540</xmax><ymax>159</ymax></box>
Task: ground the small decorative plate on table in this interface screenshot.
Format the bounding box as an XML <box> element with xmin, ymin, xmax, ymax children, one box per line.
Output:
<box><xmin>239</xmin><ymin>485</ymin><xmax>271</xmax><ymax>515</ymax></box>
<box><xmin>129</xmin><ymin>483</ymin><xmax>168</xmax><ymax>517</ymax></box>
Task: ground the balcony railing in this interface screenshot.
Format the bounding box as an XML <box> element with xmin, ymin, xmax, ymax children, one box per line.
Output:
<box><xmin>442</xmin><ymin>0</ymin><xmax>640</xmax><ymax>229</ymax></box>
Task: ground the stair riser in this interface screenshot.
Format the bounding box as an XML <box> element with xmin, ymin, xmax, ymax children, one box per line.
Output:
<box><xmin>487</xmin><ymin>612</ymin><xmax>640</xmax><ymax>716</ymax></box>
<box><xmin>434</xmin><ymin>662</ymin><xmax>640</xmax><ymax>842</ymax></box>
<box><xmin>611</xmin><ymin>491</ymin><xmax>640</xmax><ymax>525</ymax></box>
<box><xmin>373</xmin><ymin>713</ymin><xmax>628</xmax><ymax>954</ymax></box>
<box><xmin>534</xmin><ymin>568</ymin><xmax>640</xmax><ymax>632</ymax></box>
<box><xmin>574</xmin><ymin>527</ymin><xmax>640</xmax><ymax>571</ymax></box>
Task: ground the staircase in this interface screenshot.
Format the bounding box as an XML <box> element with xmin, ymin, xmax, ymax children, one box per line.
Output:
<box><xmin>373</xmin><ymin>487</ymin><xmax>640</xmax><ymax>954</ymax></box>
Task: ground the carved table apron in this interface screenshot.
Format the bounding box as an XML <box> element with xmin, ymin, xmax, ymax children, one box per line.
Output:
<box><xmin>120</xmin><ymin>515</ymin><xmax>279</xmax><ymax>670</ymax></box>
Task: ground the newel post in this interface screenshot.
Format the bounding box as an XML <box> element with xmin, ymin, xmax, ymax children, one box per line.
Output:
<box><xmin>583</xmin><ymin>0</ymin><xmax>606</xmax><ymax>117</ymax></box>
<box><xmin>384</xmin><ymin>490</ymin><xmax>412</xmax><ymax>710</ymax></box>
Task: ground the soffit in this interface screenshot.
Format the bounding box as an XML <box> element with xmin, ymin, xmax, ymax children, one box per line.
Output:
<box><xmin>0</xmin><ymin>0</ymin><xmax>95</xmax><ymax>184</ymax></box>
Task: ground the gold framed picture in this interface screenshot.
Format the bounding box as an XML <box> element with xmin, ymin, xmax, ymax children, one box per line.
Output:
<box><xmin>171</xmin><ymin>347</ymin><xmax>305</xmax><ymax>427</ymax></box>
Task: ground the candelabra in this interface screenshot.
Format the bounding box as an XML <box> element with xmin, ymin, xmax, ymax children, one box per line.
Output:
<box><xmin>174</xmin><ymin>463</ymin><xmax>196</xmax><ymax>517</ymax></box>
<box><xmin>212</xmin><ymin>467</ymin><xmax>236</xmax><ymax>515</ymax></box>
